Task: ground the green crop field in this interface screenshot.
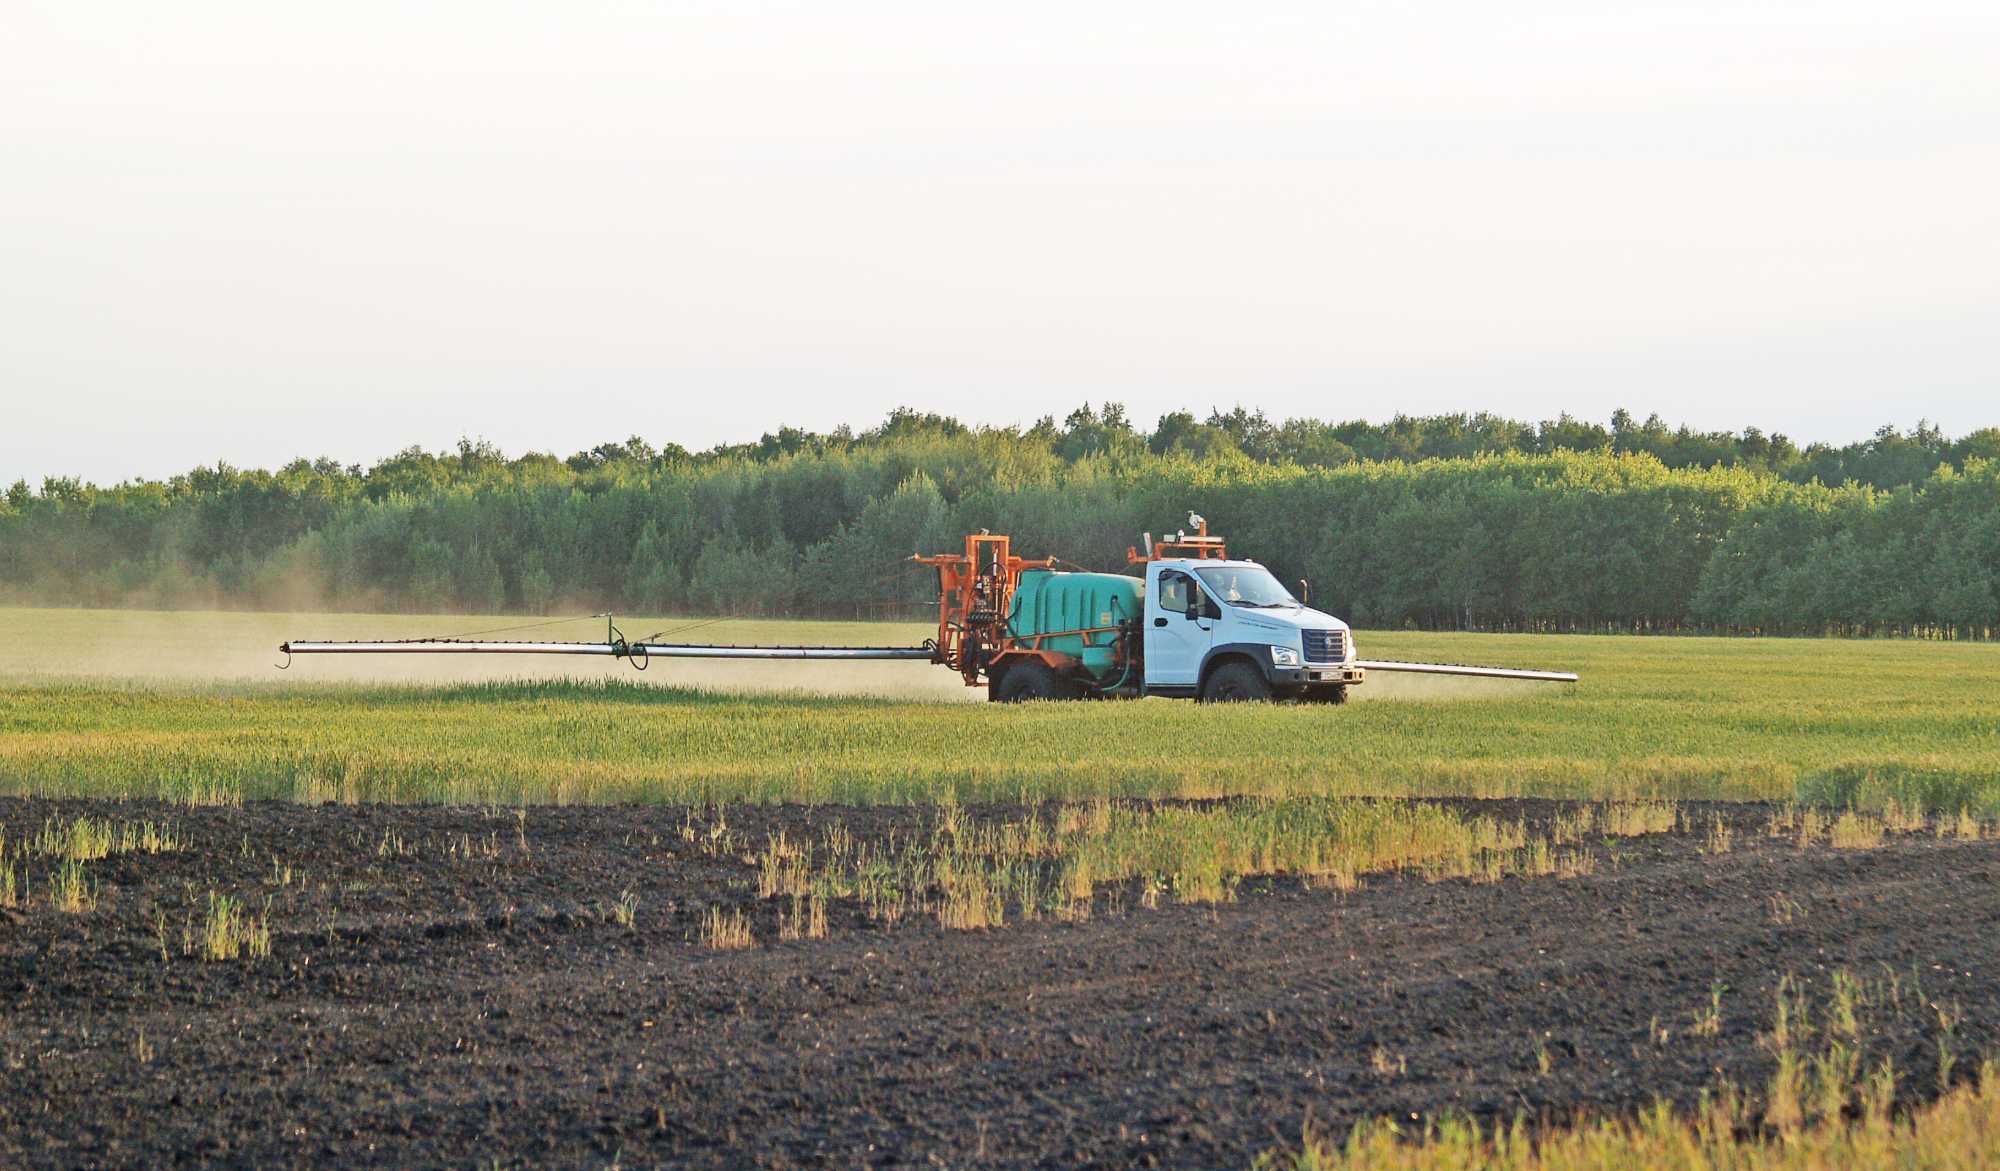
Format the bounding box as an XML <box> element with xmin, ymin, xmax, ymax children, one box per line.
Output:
<box><xmin>4</xmin><ymin>607</ymin><xmax>1997</xmax><ymax>808</ymax></box>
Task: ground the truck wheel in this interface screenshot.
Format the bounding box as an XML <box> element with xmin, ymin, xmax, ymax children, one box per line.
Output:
<box><xmin>994</xmin><ymin>661</ymin><xmax>1075</xmax><ymax>702</ymax></box>
<box><xmin>1200</xmin><ymin>661</ymin><xmax>1271</xmax><ymax>703</ymax></box>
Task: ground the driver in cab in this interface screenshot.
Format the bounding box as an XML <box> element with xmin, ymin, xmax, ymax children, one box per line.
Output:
<box><xmin>1158</xmin><ymin>573</ymin><xmax>1205</xmax><ymax>615</ymax></box>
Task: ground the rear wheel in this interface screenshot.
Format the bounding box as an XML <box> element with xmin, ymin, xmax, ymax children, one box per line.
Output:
<box><xmin>993</xmin><ymin>660</ymin><xmax>1076</xmax><ymax>702</ymax></box>
<box><xmin>1200</xmin><ymin>661</ymin><xmax>1271</xmax><ymax>703</ymax></box>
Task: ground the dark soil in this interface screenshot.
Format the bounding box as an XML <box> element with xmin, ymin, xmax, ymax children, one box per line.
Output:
<box><xmin>3</xmin><ymin>797</ymin><xmax>1998</xmax><ymax>1169</ymax></box>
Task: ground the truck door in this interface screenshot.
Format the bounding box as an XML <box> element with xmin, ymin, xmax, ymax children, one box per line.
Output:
<box><xmin>1144</xmin><ymin>566</ymin><xmax>1215</xmax><ymax>689</ymax></box>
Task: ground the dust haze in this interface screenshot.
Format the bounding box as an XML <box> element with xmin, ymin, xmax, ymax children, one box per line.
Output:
<box><xmin>0</xmin><ymin>608</ymin><xmax>979</xmax><ymax>701</ymax></box>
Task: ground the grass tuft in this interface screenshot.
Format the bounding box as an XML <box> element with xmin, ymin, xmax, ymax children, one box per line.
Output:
<box><xmin>1829</xmin><ymin>811</ymin><xmax>1885</xmax><ymax>850</ymax></box>
<box><xmin>700</xmin><ymin>906</ymin><xmax>754</xmax><ymax>950</ymax></box>
<box><xmin>49</xmin><ymin>859</ymin><xmax>96</xmax><ymax>912</ymax></box>
<box><xmin>203</xmin><ymin>892</ymin><xmax>272</xmax><ymax>961</ymax></box>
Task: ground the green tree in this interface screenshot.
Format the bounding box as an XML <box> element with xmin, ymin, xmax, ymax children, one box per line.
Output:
<box><xmin>623</xmin><ymin>521</ymin><xmax>676</xmax><ymax>614</ymax></box>
<box><xmin>458</xmin><ymin>545</ymin><xmax>507</xmax><ymax>614</ymax></box>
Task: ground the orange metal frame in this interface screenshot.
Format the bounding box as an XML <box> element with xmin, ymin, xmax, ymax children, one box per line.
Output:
<box><xmin>915</xmin><ymin>527</ymin><xmax>1185</xmax><ymax>689</ymax></box>
<box><xmin>1128</xmin><ymin>516</ymin><xmax>1229</xmax><ymax>565</ymax></box>
<box><xmin>911</xmin><ymin>533</ymin><xmax>1061</xmax><ymax>686</ymax></box>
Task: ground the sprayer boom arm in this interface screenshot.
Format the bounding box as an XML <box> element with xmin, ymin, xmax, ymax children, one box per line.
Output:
<box><xmin>1353</xmin><ymin>659</ymin><xmax>1578</xmax><ymax>683</ymax></box>
<box><xmin>279</xmin><ymin>639</ymin><xmax>934</xmax><ymax>661</ymax></box>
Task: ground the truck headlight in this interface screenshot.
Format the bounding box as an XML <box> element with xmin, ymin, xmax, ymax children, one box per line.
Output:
<box><xmin>1270</xmin><ymin>646</ymin><xmax>1300</xmax><ymax>667</ymax></box>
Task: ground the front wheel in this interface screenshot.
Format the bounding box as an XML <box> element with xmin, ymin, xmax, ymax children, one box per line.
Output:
<box><xmin>1200</xmin><ymin>661</ymin><xmax>1271</xmax><ymax>703</ymax></box>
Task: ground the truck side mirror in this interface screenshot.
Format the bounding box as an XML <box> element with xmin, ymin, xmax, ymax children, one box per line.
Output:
<box><xmin>1184</xmin><ymin>601</ymin><xmax>1200</xmax><ymax>621</ymax></box>
<box><xmin>1298</xmin><ymin>578</ymin><xmax>1310</xmax><ymax>604</ymax></box>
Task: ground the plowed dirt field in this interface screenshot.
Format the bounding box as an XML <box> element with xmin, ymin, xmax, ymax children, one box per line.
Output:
<box><xmin>4</xmin><ymin>798</ymin><xmax>1996</xmax><ymax>1168</ymax></box>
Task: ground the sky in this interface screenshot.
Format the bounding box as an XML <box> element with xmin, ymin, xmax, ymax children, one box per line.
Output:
<box><xmin>4</xmin><ymin>1</ymin><xmax>1997</xmax><ymax>486</ymax></box>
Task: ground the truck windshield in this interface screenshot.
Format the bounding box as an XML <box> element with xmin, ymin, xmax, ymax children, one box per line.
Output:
<box><xmin>1194</xmin><ymin>566</ymin><xmax>1298</xmax><ymax>609</ymax></box>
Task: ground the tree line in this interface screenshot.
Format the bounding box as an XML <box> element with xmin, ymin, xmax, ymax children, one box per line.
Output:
<box><xmin>532</xmin><ymin>406</ymin><xmax>2000</xmax><ymax>490</ymax></box>
<box><xmin>3</xmin><ymin>408</ymin><xmax>1996</xmax><ymax>637</ymax></box>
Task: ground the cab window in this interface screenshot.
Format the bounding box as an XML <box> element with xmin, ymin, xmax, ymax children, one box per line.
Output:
<box><xmin>1156</xmin><ymin>570</ymin><xmax>1191</xmax><ymax>614</ymax></box>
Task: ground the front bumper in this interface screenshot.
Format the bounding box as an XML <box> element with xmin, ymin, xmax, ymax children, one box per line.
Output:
<box><xmin>1272</xmin><ymin>665</ymin><xmax>1365</xmax><ymax>686</ymax></box>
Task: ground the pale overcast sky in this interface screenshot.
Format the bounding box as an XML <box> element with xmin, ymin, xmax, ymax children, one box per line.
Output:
<box><xmin>4</xmin><ymin>1</ymin><xmax>1996</xmax><ymax>485</ymax></box>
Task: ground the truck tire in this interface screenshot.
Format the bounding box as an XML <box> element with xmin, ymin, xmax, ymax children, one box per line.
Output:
<box><xmin>1200</xmin><ymin>660</ymin><xmax>1271</xmax><ymax>703</ymax></box>
<box><xmin>994</xmin><ymin>661</ymin><xmax>1076</xmax><ymax>703</ymax></box>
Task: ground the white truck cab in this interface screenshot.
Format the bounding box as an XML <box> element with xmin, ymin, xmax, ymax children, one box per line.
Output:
<box><xmin>1141</xmin><ymin>556</ymin><xmax>1364</xmax><ymax>703</ymax></box>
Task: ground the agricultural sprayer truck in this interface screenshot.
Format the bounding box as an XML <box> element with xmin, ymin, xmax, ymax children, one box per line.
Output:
<box><xmin>280</xmin><ymin>515</ymin><xmax>1578</xmax><ymax>699</ymax></box>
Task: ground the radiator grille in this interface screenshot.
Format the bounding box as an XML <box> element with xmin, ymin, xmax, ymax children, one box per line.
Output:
<box><xmin>1302</xmin><ymin>629</ymin><xmax>1346</xmax><ymax>663</ymax></box>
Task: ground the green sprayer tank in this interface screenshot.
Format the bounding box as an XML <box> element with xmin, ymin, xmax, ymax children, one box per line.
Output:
<box><xmin>1005</xmin><ymin>569</ymin><xmax>1143</xmax><ymax>681</ymax></box>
